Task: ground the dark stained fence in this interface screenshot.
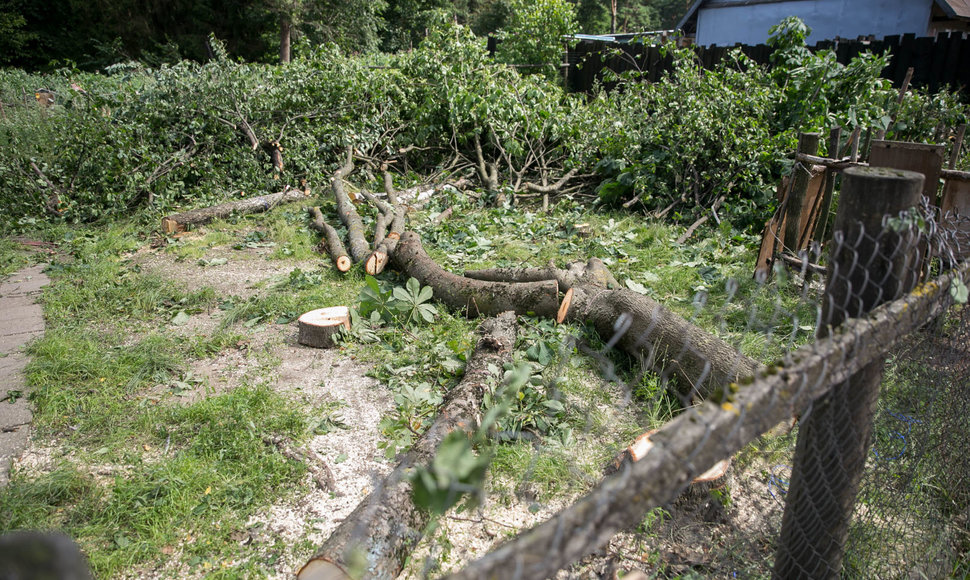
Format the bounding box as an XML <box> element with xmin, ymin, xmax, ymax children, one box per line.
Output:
<box><xmin>566</xmin><ymin>32</ymin><xmax>970</xmax><ymax>93</ymax></box>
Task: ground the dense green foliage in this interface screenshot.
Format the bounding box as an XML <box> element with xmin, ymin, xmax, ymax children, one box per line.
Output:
<box><xmin>0</xmin><ymin>16</ymin><xmax>966</xmax><ymax>232</ymax></box>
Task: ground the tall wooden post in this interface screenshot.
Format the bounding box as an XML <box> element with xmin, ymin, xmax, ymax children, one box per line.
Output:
<box><xmin>783</xmin><ymin>133</ymin><xmax>821</xmax><ymax>253</ymax></box>
<box><xmin>813</xmin><ymin>126</ymin><xmax>843</xmax><ymax>244</ymax></box>
<box><xmin>773</xmin><ymin>167</ymin><xmax>924</xmax><ymax>579</ymax></box>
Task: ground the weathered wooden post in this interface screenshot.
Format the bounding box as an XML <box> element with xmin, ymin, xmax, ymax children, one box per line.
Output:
<box><xmin>773</xmin><ymin>167</ymin><xmax>924</xmax><ymax>579</ymax></box>
<box><xmin>783</xmin><ymin>132</ymin><xmax>821</xmax><ymax>253</ymax></box>
<box><xmin>811</xmin><ymin>126</ymin><xmax>843</xmax><ymax>244</ymax></box>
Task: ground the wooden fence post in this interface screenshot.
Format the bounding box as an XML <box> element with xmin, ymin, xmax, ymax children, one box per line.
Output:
<box><xmin>773</xmin><ymin>167</ymin><xmax>924</xmax><ymax>579</ymax></box>
<box><xmin>783</xmin><ymin>133</ymin><xmax>821</xmax><ymax>253</ymax></box>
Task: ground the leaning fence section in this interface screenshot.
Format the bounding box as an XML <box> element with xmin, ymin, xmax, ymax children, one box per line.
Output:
<box><xmin>438</xmin><ymin>168</ymin><xmax>970</xmax><ymax>579</ymax></box>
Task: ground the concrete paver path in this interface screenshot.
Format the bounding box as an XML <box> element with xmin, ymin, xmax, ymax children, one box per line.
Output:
<box><xmin>0</xmin><ymin>264</ymin><xmax>49</xmax><ymax>486</ymax></box>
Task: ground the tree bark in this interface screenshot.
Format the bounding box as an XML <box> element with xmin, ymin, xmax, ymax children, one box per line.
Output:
<box><xmin>160</xmin><ymin>187</ymin><xmax>307</xmax><ymax>234</ymax></box>
<box><xmin>298</xmin><ymin>312</ymin><xmax>518</xmax><ymax>580</ymax></box>
<box><xmin>332</xmin><ymin>149</ymin><xmax>371</xmax><ymax>263</ymax></box>
<box><xmin>390</xmin><ymin>232</ymin><xmax>560</xmax><ymax>318</ymax></box>
<box><xmin>560</xmin><ymin>285</ymin><xmax>759</xmax><ymax>400</ymax></box>
<box><xmin>280</xmin><ymin>18</ymin><xmax>292</xmax><ymax>64</ymax></box>
<box><xmin>308</xmin><ymin>207</ymin><xmax>352</xmax><ymax>272</ymax></box>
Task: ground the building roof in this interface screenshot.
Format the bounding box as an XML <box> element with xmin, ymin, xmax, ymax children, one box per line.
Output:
<box><xmin>937</xmin><ymin>0</ymin><xmax>970</xmax><ymax>18</ymax></box>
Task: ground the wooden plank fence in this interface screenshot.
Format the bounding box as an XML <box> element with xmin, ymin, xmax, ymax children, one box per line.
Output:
<box><xmin>566</xmin><ymin>32</ymin><xmax>970</xmax><ymax>93</ymax></box>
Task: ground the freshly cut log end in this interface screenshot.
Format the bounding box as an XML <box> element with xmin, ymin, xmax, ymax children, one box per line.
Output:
<box><xmin>161</xmin><ymin>217</ymin><xmax>184</xmax><ymax>235</ymax></box>
<box><xmin>335</xmin><ymin>256</ymin><xmax>352</xmax><ymax>273</ymax></box>
<box><xmin>606</xmin><ymin>429</ymin><xmax>731</xmax><ymax>497</ymax></box>
<box><xmin>557</xmin><ymin>288</ymin><xmax>573</xmax><ymax>324</ymax></box>
<box><xmin>297</xmin><ymin>558</ymin><xmax>351</xmax><ymax>580</ymax></box>
<box><xmin>365</xmin><ymin>251</ymin><xmax>389</xmax><ymax>276</ymax></box>
<box><xmin>298</xmin><ymin>306</ymin><xmax>351</xmax><ymax>349</ymax></box>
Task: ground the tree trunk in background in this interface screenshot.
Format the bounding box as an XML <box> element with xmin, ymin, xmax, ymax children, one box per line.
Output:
<box><xmin>280</xmin><ymin>18</ymin><xmax>291</xmax><ymax>64</ymax></box>
<box><xmin>610</xmin><ymin>0</ymin><xmax>617</xmax><ymax>33</ymax></box>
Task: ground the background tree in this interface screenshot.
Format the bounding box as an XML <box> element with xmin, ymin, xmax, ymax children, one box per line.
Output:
<box><xmin>495</xmin><ymin>0</ymin><xmax>577</xmax><ymax>77</ymax></box>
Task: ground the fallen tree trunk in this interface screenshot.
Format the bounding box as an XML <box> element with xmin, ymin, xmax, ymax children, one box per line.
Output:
<box><xmin>391</xmin><ymin>232</ymin><xmax>560</xmax><ymax>318</ymax></box>
<box><xmin>161</xmin><ymin>187</ymin><xmax>307</xmax><ymax>234</ymax></box>
<box><xmin>559</xmin><ymin>285</ymin><xmax>760</xmax><ymax>400</ymax></box>
<box><xmin>464</xmin><ymin>258</ymin><xmax>618</xmax><ymax>291</ymax></box>
<box><xmin>308</xmin><ymin>207</ymin><xmax>352</xmax><ymax>272</ymax></box>
<box><xmin>298</xmin><ymin>312</ymin><xmax>518</xmax><ymax>580</ymax></box>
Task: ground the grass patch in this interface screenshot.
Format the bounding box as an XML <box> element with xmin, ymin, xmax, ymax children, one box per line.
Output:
<box><xmin>1</xmin><ymin>384</ymin><xmax>309</xmax><ymax>577</ymax></box>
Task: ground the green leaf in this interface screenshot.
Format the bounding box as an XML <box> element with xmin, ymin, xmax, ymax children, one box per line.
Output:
<box><xmin>951</xmin><ymin>278</ymin><xmax>968</xmax><ymax>304</ymax></box>
<box><xmin>625</xmin><ymin>279</ymin><xmax>648</xmax><ymax>295</ymax></box>
<box><xmin>171</xmin><ymin>311</ymin><xmax>191</xmax><ymax>326</ymax></box>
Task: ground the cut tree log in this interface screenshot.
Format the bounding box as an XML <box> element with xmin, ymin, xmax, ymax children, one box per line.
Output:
<box><xmin>464</xmin><ymin>258</ymin><xmax>618</xmax><ymax>291</ymax></box>
<box><xmin>332</xmin><ymin>148</ymin><xmax>371</xmax><ymax>263</ymax></box>
<box><xmin>308</xmin><ymin>207</ymin><xmax>352</xmax><ymax>272</ymax></box>
<box><xmin>362</xmin><ymin>177</ymin><xmax>408</xmax><ymax>276</ymax></box>
<box><xmin>558</xmin><ymin>285</ymin><xmax>760</xmax><ymax>400</ymax></box>
<box><xmin>161</xmin><ymin>187</ymin><xmax>307</xmax><ymax>234</ymax></box>
<box><xmin>390</xmin><ymin>232</ymin><xmax>560</xmax><ymax>318</ymax></box>
<box><xmin>297</xmin><ymin>307</ymin><xmax>351</xmax><ymax>348</ymax></box>
<box><xmin>298</xmin><ymin>312</ymin><xmax>518</xmax><ymax>580</ymax></box>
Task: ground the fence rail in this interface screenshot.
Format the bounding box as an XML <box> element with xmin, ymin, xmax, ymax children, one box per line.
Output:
<box><xmin>442</xmin><ymin>168</ymin><xmax>970</xmax><ymax>579</ymax></box>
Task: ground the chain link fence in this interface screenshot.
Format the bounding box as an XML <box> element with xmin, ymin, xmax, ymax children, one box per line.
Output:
<box><xmin>297</xmin><ymin>167</ymin><xmax>970</xmax><ymax>580</ymax></box>
<box><xmin>428</xmin><ymin>167</ymin><xmax>970</xmax><ymax>579</ymax></box>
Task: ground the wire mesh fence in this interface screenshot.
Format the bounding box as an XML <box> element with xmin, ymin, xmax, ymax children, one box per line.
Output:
<box><xmin>300</xmin><ymin>168</ymin><xmax>970</xmax><ymax>579</ymax></box>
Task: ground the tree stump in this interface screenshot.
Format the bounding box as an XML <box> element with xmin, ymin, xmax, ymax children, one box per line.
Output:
<box><xmin>297</xmin><ymin>307</ymin><xmax>350</xmax><ymax>349</ymax></box>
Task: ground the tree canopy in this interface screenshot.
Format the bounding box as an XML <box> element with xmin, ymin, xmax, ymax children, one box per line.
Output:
<box><xmin>0</xmin><ymin>0</ymin><xmax>694</xmax><ymax>69</ymax></box>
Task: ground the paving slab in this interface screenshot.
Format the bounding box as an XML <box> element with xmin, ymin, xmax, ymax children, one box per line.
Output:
<box><xmin>0</xmin><ymin>330</ymin><xmax>44</xmax><ymax>354</ymax></box>
<box><xmin>0</xmin><ymin>263</ymin><xmax>49</xmax><ymax>487</ymax></box>
<box><xmin>0</xmin><ymin>264</ymin><xmax>50</xmax><ymax>297</ymax></box>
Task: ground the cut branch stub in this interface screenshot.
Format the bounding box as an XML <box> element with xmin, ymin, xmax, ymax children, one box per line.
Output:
<box><xmin>606</xmin><ymin>429</ymin><xmax>731</xmax><ymax>499</ymax></box>
<box><xmin>161</xmin><ymin>188</ymin><xmax>306</xmax><ymax>234</ymax></box>
<box><xmin>390</xmin><ymin>232</ymin><xmax>560</xmax><ymax>318</ymax></box>
<box><xmin>297</xmin><ymin>307</ymin><xmax>350</xmax><ymax>349</ymax></box>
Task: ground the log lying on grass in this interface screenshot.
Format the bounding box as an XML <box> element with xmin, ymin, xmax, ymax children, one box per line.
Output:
<box><xmin>298</xmin><ymin>311</ymin><xmax>518</xmax><ymax>580</ymax></box>
<box><xmin>559</xmin><ymin>285</ymin><xmax>759</xmax><ymax>400</ymax></box>
<box><xmin>161</xmin><ymin>187</ymin><xmax>308</xmax><ymax>234</ymax></box>
<box><xmin>308</xmin><ymin>207</ymin><xmax>352</xmax><ymax>272</ymax></box>
<box><xmin>332</xmin><ymin>148</ymin><xmax>371</xmax><ymax>264</ymax></box>
<box><xmin>390</xmin><ymin>232</ymin><xmax>561</xmax><ymax>318</ymax></box>
<box><xmin>465</xmin><ymin>258</ymin><xmax>619</xmax><ymax>291</ymax></box>
<box><xmin>467</xmin><ymin>258</ymin><xmax>758</xmax><ymax>399</ymax></box>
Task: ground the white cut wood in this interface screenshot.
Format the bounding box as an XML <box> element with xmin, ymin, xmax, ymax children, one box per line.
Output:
<box><xmin>297</xmin><ymin>307</ymin><xmax>350</xmax><ymax>349</ymax></box>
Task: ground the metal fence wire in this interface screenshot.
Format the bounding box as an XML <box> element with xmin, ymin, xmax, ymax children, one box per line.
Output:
<box><xmin>416</xmin><ymin>167</ymin><xmax>970</xmax><ymax>580</ymax></box>
<box><xmin>302</xmin><ymin>168</ymin><xmax>970</xmax><ymax>579</ymax></box>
